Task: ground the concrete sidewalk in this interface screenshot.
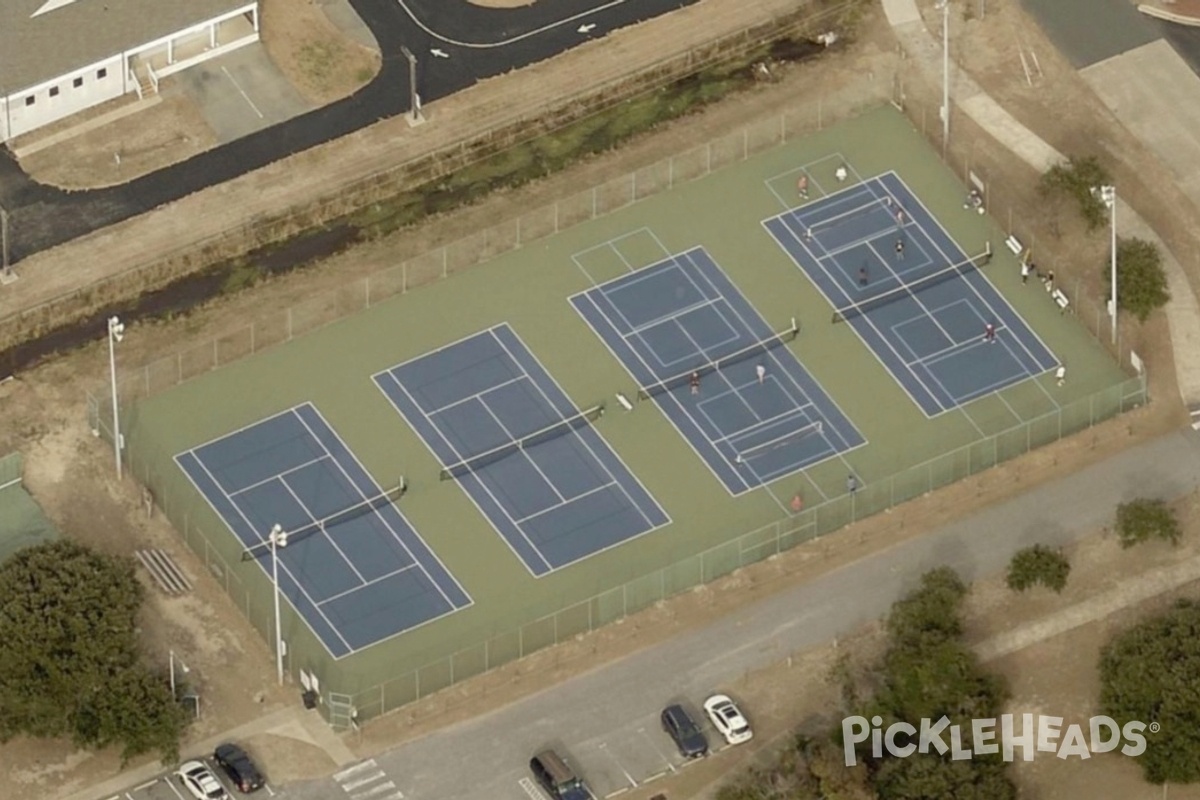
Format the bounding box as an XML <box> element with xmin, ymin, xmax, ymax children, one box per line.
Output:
<box><xmin>881</xmin><ymin>0</ymin><xmax>1200</xmax><ymax>408</ymax></box>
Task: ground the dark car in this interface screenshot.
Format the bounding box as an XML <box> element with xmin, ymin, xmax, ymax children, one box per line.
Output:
<box><xmin>213</xmin><ymin>743</ymin><xmax>264</xmax><ymax>793</ymax></box>
<box><xmin>530</xmin><ymin>749</ymin><xmax>594</xmax><ymax>800</ymax></box>
<box><xmin>661</xmin><ymin>704</ymin><xmax>709</xmax><ymax>758</ymax></box>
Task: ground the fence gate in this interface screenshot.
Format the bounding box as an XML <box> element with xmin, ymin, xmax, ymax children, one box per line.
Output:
<box><xmin>327</xmin><ymin>691</ymin><xmax>357</xmax><ymax>731</ymax></box>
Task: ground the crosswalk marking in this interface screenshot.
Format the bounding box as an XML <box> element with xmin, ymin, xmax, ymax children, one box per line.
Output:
<box><xmin>342</xmin><ymin>772</ymin><xmax>387</xmax><ymax>792</ymax></box>
<box><xmin>333</xmin><ymin>761</ymin><xmax>380</xmax><ymax>782</ymax></box>
<box><xmin>333</xmin><ymin>759</ymin><xmax>402</xmax><ymax>800</ymax></box>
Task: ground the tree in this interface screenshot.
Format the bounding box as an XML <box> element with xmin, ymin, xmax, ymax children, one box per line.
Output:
<box><xmin>1006</xmin><ymin>545</ymin><xmax>1070</xmax><ymax>593</ymax></box>
<box><xmin>1114</xmin><ymin>498</ymin><xmax>1180</xmax><ymax>548</ymax></box>
<box><xmin>1107</xmin><ymin>237</ymin><xmax>1170</xmax><ymax>322</ymax></box>
<box><xmin>1038</xmin><ymin>155</ymin><xmax>1112</xmax><ymax>230</ymax></box>
<box><xmin>0</xmin><ymin>541</ymin><xmax>188</xmax><ymax>764</ymax></box>
<box><xmin>1099</xmin><ymin>598</ymin><xmax>1200</xmax><ymax>783</ymax></box>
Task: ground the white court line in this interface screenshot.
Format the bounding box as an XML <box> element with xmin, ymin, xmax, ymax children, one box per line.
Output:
<box><xmin>684</xmin><ymin>248</ymin><xmax>864</xmax><ymax>453</ymax></box>
<box><xmin>317</xmin><ymin>562</ymin><xmax>420</xmax><ymax>605</ymax></box>
<box><xmin>297</xmin><ymin>406</ymin><xmax>468</xmax><ymax>611</ymax></box>
<box><xmin>762</xmin><ymin>209</ymin><xmax>942</xmax><ymax>418</ymax></box>
<box><xmin>478</xmin><ymin>396</ymin><xmax>567</xmax><ymax>504</ymax></box>
<box><xmin>374</xmin><ymin>367</ymin><xmax>554</xmax><ymax>576</ymax></box>
<box><xmin>514</xmin><ymin>482</ymin><xmax>618</xmax><ymax>525</ymax></box>
<box><xmin>427</xmin><ymin>375</ymin><xmax>526</xmax><ymax>416</ymax></box>
<box><xmin>490</xmin><ymin>328</ymin><xmax>662</xmax><ymax>534</ymax></box>
<box><xmin>188</xmin><ymin>448</ymin><xmax>353</xmax><ymax>653</ymax></box>
<box><xmin>229</xmin><ymin>454</ymin><xmax>331</xmax><ymax>497</ymax></box>
<box><xmin>572</xmin><ymin>291</ymin><xmax>752</xmax><ymax>496</ymax></box>
<box><xmin>221</xmin><ymin>66</ymin><xmax>263</xmax><ymax>118</ymax></box>
<box><xmin>875</xmin><ymin>171</ymin><xmax>1058</xmax><ymax>371</ymax></box>
<box><xmin>278</xmin><ymin>477</ymin><xmax>369</xmax><ymax>584</ymax></box>
<box><xmin>618</xmin><ymin>296</ymin><xmax>726</xmax><ymax>338</ymax></box>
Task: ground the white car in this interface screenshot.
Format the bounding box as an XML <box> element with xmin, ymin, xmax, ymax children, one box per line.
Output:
<box><xmin>175</xmin><ymin>760</ymin><xmax>230</xmax><ymax>800</ymax></box>
<box><xmin>704</xmin><ymin>694</ymin><xmax>753</xmax><ymax>745</ymax></box>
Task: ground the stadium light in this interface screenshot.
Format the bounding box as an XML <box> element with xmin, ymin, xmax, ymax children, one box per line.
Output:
<box><xmin>269</xmin><ymin>524</ymin><xmax>289</xmax><ymax>685</ymax></box>
<box><xmin>1091</xmin><ymin>185</ymin><xmax>1117</xmax><ymax>344</ymax></box>
<box><xmin>169</xmin><ymin>649</ymin><xmax>189</xmax><ymax>699</ymax></box>
<box><xmin>107</xmin><ymin>317</ymin><xmax>124</xmax><ymax>479</ymax></box>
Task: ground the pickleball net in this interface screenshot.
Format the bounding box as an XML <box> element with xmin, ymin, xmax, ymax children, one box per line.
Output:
<box><xmin>240</xmin><ymin>478</ymin><xmax>407</xmax><ymax>561</ymax></box>
<box><xmin>734</xmin><ymin>421</ymin><xmax>824</xmax><ymax>465</ymax></box>
<box><xmin>636</xmin><ymin>318</ymin><xmax>800</xmax><ymax>401</ymax></box>
<box><xmin>438</xmin><ymin>403</ymin><xmax>606</xmax><ymax>480</ymax></box>
<box><xmin>831</xmin><ymin>243</ymin><xmax>992</xmax><ymax>324</ymax></box>
<box><xmin>804</xmin><ymin>199</ymin><xmax>895</xmax><ymax>240</ymax></box>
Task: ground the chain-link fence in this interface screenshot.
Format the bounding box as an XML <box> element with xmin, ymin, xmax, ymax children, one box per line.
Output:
<box><xmin>79</xmin><ymin>51</ymin><xmax>1157</xmax><ymax>725</ymax></box>
<box><xmin>87</xmin><ymin>92</ymin><xmax>886</xmax><ymax>408</ymax></box>
<box><xmin>0</xmin><ymin>0</ymin><xmax>859</xmax><ymax>350</ymax></box>
<box><xmin>88</xmin><ymin>372</ymin><xmax>1144</xmax><ymax>725</ymax></box>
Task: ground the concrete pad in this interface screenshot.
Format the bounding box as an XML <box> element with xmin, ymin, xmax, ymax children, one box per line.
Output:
<box><xmin>176</xmin><ymin>43</ymin><xmax>313</xmax><ymax>144</ymax></box>
<box><xmin>1020</xmin><ymin>0</ymin><xmax>1158</xmax><ymax>68</ymax></box>
<box><xmin>1082</xmin><ymin>39</ymin><xmax>1200</xmax><ymax>202</ymax></box>
<box><xmin>319</xmin><ymin>0</ymin><xmax>380</xmax><ymax>52</ymax></box>
<box><xmin>881</xmin><ymin>0</ymin><xmax>921</xmax><ymax>27</ymax></box>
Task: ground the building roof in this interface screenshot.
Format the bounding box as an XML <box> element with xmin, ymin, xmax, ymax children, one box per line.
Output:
<box><xmin>0</xmin><ymin>0</ymin><xmax>252</xmax><ymax>95</ymax></box>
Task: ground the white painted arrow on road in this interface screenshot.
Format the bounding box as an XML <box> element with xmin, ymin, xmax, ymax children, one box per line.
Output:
<box><xmin>431</xmin><ymin>48</ymin><xmax>449</xmax><ymax>58</ymax></box>
<box><xmin>577</xmin><ymin>23</ymin><xmax>597</xmax><ymax>34</ymax></box>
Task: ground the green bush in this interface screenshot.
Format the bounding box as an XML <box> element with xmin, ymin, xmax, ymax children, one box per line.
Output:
<box><xmin>1100</xmin><ymin>599</ymin><xmax>1200</xmax><ymax>783</ymax></box>
<box><xmin>1006</xmin><ymin>545</ymin><xmax>1070</xmax><ymax>593</ymax></box>
<box><xmin>1114</xmin><ymin>498</ymin><xmax>1180</xmax><ymax>548</ymax></box>
<box><xmin>1038</xmin><ymin>155</ymin><xmax>1112</xmax><ymax>230</ymax></box>
<box><xmin>1107</xmin><ymin>237</ymin><xmax>1170</xmax><ymax>322</ymax></box>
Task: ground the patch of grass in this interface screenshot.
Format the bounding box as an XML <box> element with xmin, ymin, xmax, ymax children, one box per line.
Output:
<box><xmin>220</xmin><ymin>262</ymin><xmax>260</xmax><ymax>295</ymax></box>
<box><xmin>297</xmin><ymin>41</ymin><xmax>340</xmax><ymax>88</ymax></box>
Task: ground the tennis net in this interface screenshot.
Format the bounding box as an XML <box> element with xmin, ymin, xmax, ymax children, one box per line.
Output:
<box><xmin>735</xmin><ymin>422</ymin><xmax>823</xmax><ymax>464</ymax></box>
<box><xmin>439</xmin><ymin>404</ymin><xmax>605</xmax><ymax>480</ymax></box>
<box><xmin>636</xmin><ymin>318</ymin><xmax>800</xmax><ymax>401</ymax></box>
<box><xmin>240</xmin><ymin>479</ymin><xmax>407</xmax><ymax>561</ymax></box>
<box><xmin>831</xmin><ymin>243</ymin><xmax>992</xmax><ymax>323</ymax></box>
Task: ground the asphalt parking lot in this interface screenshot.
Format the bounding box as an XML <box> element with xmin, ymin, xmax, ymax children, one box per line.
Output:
<box><xmin>516</xmin><ymin>700</ymin><xmax>737</xmax><ymax>799</ymax></box>
<box><xmin>101</xmin><ymin>757</ymin><xmax>277</xmax><ymax>800</ymax></box>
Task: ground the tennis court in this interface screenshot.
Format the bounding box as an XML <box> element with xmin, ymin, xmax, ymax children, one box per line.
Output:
<box><xmin>373</xmin><ymin>324</ymin><xmax>669</xmax><ymax>577</ymax></box>
<box><xmin>763</xmin><ymin>172</ymin><xmax>1059</xmax><ymax>416</ymax></box>
<box><xmin>175</xmin><ymin>404</ymin><xmax>471</xmax><ymax>658</ymax></box>
<box><xmin>570</xmin><ymin>247</ymin><xmax>864</xmax><ymax>494</ymax></box>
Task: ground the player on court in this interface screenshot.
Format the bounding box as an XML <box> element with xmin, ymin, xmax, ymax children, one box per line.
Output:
<box><xmin>797</xmin><ymin>175</ymin><xmax>809</xmax><ymax>199</ymax></box>
<box><xmin>894</xmin><ymin>239</ymin><xmax>905</xmax><ymax>260</ymax></box>
<box><xmin>689</xmin><ymin>371</ymin><xmax>701</xmax><ymax>395</ymax></box>
<box><xmin>984</xmin><ymin>322</ymin><xmax>996</xmax><ymax>343</ymax></box>
<box><xmin>756</xmin><ymin>364</ymin><xmax>767</xmax><ymax>385</ymax></box>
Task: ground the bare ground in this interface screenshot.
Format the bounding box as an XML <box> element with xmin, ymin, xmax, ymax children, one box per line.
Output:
<box><xmin>9</xmin><ymin>0</ymin><xmax>377</xmax><ymax>191</ymax></box>
<box><xmin>0</xmin><ymin>3</ymin><xmax>1195</xmax><ymax>800</ymax></box>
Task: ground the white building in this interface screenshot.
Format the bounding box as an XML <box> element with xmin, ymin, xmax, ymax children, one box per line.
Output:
<box><xmin>0</xmin><ymin>0</ymin><xmax>260</xmax><ymax>143</ymax></box>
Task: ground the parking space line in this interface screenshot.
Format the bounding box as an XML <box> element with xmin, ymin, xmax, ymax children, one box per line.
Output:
<box><xmin>220</xmin><ymin>66</ymin><xmax>264</xmax><ymax>119</ymax></box>
<box><xmin>343</xmin><ymin>772</ymin><xmax>387</xmax><ymax>792</ymax></box>
<box><xmin>131</xmin><ymin>780</ymin><xmax>158</xmax><ymax>791</ymax></box>
<box><xmin>162</xmin><ymin>778</ymin><xmax>188</xmax><ymax>800</ymax></box>
<box><xmin>636</xmin><ymin>727</ymin><xmax>677</xmax><ymax>774</ymax></box>
<box><xmin>603</xmin><ymin>789</ymin><xmax>632</xmax><ymax>799</ymax></box>
<box><xmin>351</xmin><ymin>781</ymin><xmax>398</xmax><ymax>798</ymax></box>
<box><xmin>597</xmin><ymin>742</ymin><xmax>638</xmax><ymax>790</ymax></box>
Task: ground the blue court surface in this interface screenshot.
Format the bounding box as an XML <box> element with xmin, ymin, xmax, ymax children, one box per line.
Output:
<box><xmin>763</xmin><ymin>171</ymin><xmax>1059</xmax><ymax>416</ymax></box>
<box><xmin>570</xmin><ymin>247</ymin><xmax>864</xmax><ymax>495</ymax></box>
<box><xmin>373</xmin><ymin>324</ymin><xmax>669</xmax><ymax>577</ymax></box>
<box><xmin>175</xmin><ymin>404</ymin><xmax>471</xmax><ymax>659</ymax></box>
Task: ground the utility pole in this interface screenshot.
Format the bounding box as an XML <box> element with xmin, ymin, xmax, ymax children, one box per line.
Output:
<box><xmin>0</xmin><ymin>206</ymin><xmax>15</xmax><ymax>285</ymax></box>
<box><xmin>401</xmin><ymin>47</ymin><xmax>424</xmax><ymax>126</ymax></box>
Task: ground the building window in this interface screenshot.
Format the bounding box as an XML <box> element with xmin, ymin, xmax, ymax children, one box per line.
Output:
<box><xmin>73</xmin><ymin>77</ymin><xmax>83</xmax><ymax>88</ymax></box>
<box><xmin>25</xmin><ymin>96</ymin><xmax>35</xmax><ymax>106</ymax></box>
<box><xmin>49</xmin><ymin>86</ymin><xmax>59</xmax><ymax>98</ymax></box>
<box><xmin>97</xmin><ymin>68</ymin><xmax>107</xmax><ymax>79</ymax></box>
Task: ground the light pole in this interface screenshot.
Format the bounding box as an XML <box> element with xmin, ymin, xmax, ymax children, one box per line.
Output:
<box><xmin>937</xmin><ymin>0</ymin><xmax>950</xmax><ymax>156</ymax></box>
<box><xmin>107</xmin><ymin>317</ymin><xmax>124</xmax><ymax>479</ymax></box>
<box><xmin>1092</xmin><ymin>185</ymin><xmax>1117</xmax><ymax>343</ymax></box>
<box><xmin>269</xmin><ymin>524</ymin><xmax>289</xmax><ymax>685</ymax></box>
<box><xmin>0</xmin><ymin>205</ymin><xmax>15</xmax><ymax>284</ymax></box>
<box><xmin>401</xmin><ymin>46</ymin><xmax>421</xmax><ymax>125</ymax></box>
<box><xmin>169</xmin><ymin>649</ymin><xmax>189</xmax><ymax>699</ymax></box>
